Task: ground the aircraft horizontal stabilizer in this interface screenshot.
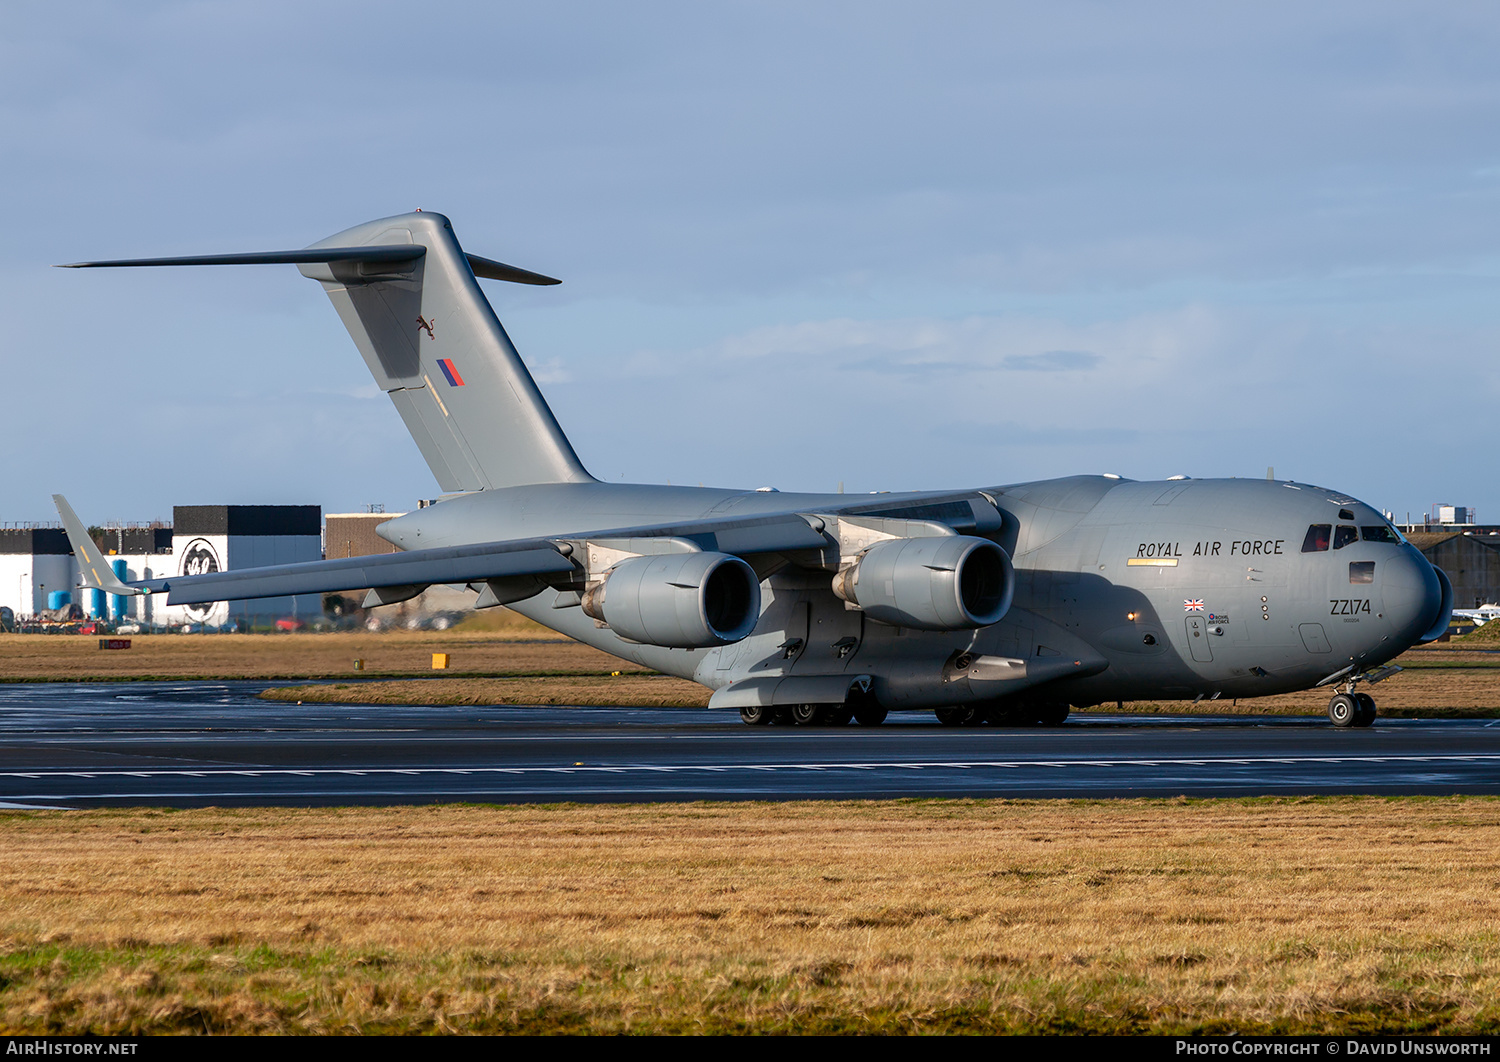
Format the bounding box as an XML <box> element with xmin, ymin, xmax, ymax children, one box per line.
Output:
<box><xmin>57</xmin><ymin>247</ymin><xmax>559</xmax><ymax>285</ymax></box>
<box><xmin>465</xmin><ymin>254</ymin><xmax>561</xmax><ymax>286</ymax></box>
<box><xmin>56</xmin><ymin>246</ymin><xmax>426</xmax><ymax>269</ymax></box>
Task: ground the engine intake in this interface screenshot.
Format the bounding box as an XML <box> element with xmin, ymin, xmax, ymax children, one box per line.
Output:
<box><xmin>832</xmin><ymin>535</ymin><xmax>1013</xmax><ymax>631</ymax></box>
<box><xmin>581</xmin><ymin>551</ymin><xmax>761</xmax><ymax>648</ymax></box>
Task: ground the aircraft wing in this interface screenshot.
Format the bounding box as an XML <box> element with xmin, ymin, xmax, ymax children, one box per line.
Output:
<box><xmin>146</xmin><ymin>540</ymin><xmax>581</xmax><ymax>606</ymax></box>
<box><xmin>54</xmin><ymin>496</ymin><xmax>833</xmax><ymax>606</ymax></box>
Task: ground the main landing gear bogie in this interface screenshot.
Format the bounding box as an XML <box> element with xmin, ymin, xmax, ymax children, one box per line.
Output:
<box><xmin>1328</xmin><ymin>691</ymin><xmax>1378</xmax><ymax>729</ymax></box>
<box><xmin>739</xmin><ymin>703</ymin><xmax>883</xmax><ymax>727</ymax></box>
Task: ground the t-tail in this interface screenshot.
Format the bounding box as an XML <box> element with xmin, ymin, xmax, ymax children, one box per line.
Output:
<box><xmin>60</xmin><ymin>212</ymin><xmax>594</xmax><ymax>492</ymax></box>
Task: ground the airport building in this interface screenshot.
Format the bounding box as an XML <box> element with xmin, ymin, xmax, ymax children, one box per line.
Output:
<box><xmin>324</xmin><ymin>511</ymin><xmax>404</xmax><ymax>560</ymax></box>
<box><xmin>0</xmin><ymin>505</ymin><xmax>322</xmax><ymax>628</ymax></box>
<box><xmin>0</xmin><ymin>527</ymin><xmax>76</xmax><ymax>617</ymax></box>
<box><xmin>1407</xmin><ymin>531</ymin><xmax>1500</xmax><ymax>611</ymax></box>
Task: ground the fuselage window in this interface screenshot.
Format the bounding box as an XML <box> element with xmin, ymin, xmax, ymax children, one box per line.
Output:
<box><xmin>1361</xmin><ymin>526</ymin><xmax>1400</xmax><ymax>544</ymax></box>
<box><xmin>1301</xmin><ymin>525</ymin><xmax>1331</xmax><ymax>552</ymax></box>
<box><xmin>1349</xmin><ymin>561</ymin><xmax>1375</xmax><ymax>584</ymax></box>
<box><xmin>1333</xmin><ymin>525</ymin><xmax>1359</xmax><ymax>550</ymax></box>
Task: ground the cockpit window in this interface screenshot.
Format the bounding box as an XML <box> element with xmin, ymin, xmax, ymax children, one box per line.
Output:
<box><xmin>1338</xmin><ymin>509</ymin><xmax>1355</xmax><ymax>520</ymax></box>
<box><xmin>1361</xmin><ymin>526</ymin><xmax>1400</xmax><ymax>544</ymax></box>
<box><xmin>1333</xmin><ymin>525</ymin><xmax>1359</xmax><ymax>550</ymax></box>
<box><xmin>1349</xmin><ymin>561</ymin><xmax>1375</xmax><ymax>584</ymax></box>
<box><xmin>1302</xmin><ymin>525</ymin><xmax>1331</xmax><ymax>552</ymax></box>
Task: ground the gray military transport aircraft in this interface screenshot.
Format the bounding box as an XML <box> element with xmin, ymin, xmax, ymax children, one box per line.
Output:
<box><xmin>55</xmin><ymin>212</ymin><xmax>1452</xmax><ymax>729</ymax></box>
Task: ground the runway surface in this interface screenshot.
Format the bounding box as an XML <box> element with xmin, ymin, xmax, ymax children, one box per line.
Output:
<box><xmin>2</xmin><ymin>681</ymin><xmax>1499</xmax><ymax>807</ymax></box>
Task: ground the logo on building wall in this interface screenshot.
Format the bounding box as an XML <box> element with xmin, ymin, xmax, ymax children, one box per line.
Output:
<box><xmin>179</xmin><ymin>538</ymin><xmax>221</xmax><ymax>618</ymax></box>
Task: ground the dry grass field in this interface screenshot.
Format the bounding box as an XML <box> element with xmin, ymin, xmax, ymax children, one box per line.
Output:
<box><xmin>268</xmin><ymin>674</ymin><xmax>713</xmax><ymax>708</ymax></box>
<box><xmin>0</xmin><ymin>622</ymin><xmax>644</xmax><ymax>683</ymax></box>
<box><xmin>0</xmin><ymin>798</ymin><xmax>1497</xmax><ymax>1035</ymax></box>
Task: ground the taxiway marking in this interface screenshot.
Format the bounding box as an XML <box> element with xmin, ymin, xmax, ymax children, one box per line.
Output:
<box><xmin>3</xmin><ymin>753</ymin><xmax>1498</xmax><ymax>780</ymax></box>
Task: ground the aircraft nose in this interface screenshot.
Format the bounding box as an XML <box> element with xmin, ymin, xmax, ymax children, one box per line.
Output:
<box><xmin>1384</xmin><ymin>546</ymin><xmax>1451</xmax><ymax>645</ymax></box>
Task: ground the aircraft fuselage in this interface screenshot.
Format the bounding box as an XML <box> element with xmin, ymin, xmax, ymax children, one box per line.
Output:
<box><xmin>378</xmin><ymin>473</ymin><xmax>1447</xmax><ymax>712</ymax></box>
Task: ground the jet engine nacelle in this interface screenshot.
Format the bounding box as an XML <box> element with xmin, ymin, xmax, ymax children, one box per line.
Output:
<box><xmin>831</xmin><ymin>535</ymin><xmax>1013</xmax><ymax>631</ymax></box>
<box><xmin>581</xmin><ymin>551</ymin><xmax>761</xmax><ymax>648</ymax></box>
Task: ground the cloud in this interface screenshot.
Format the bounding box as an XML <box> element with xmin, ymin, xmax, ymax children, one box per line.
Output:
<box><xmin>999</xmin><ymin>350</ymin><xmax>1103</xmax><ymax>372</ymax></box>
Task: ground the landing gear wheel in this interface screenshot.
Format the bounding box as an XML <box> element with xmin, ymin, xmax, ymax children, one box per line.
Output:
<box><xmin>853</xmin><ymin>705</ymin><xmax>888</xmax><ymax>726</ymax></box>
<box><xmin>1328</xmin><ymin>692</ymin><xmax>1358</xmax><ymax>728</ymax></box>
<box><xmin>1354</xmin><ymin>692</ymin><xmax>1377</xmax><ymax>728</ymax></box>
<box><xmin>791</xmin><ymin>703</ymin><xmax>825</xmax><ymax>726</ymax></box>
<box><xmin>824</xmin><ymin>707</ymin><xmax>854</xmax><ymax>726</ymax></box>
<box><xmin>935</xmin><ymin>707</ymin><xmax>976</xmax><ymax>726</ymax></box>
<box><xmin>739</xmin><ymin>705</ymin><xmax>773</xmax><ymax>725</ymax></box>
<box><xmin>770</xmin><ymin>705</ymin><xmax>796</xmax><ymax>726</ymax></box>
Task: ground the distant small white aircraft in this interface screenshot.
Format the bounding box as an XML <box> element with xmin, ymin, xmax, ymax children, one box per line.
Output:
<box><xmin>1452</xmin><ymin>605</ymin><xmax>1500</xmax><ymax>626</ymax></box>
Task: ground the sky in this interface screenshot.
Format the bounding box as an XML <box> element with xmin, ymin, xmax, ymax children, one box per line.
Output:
<box><xmin>4</xmin><ymin>1</ymin><xmax>1498</xmax><ymax>526</ymax></box>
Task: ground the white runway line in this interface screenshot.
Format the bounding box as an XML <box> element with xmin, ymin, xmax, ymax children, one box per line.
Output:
<box><xmin>2</xmin><ymin>753</ymin><xmax>1499</xmax><ymax>780</ymax></box>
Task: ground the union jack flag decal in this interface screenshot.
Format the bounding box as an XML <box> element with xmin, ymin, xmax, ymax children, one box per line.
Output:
<box><xmin>1184</xmin><ymin>599</ymin><xmax>1205</xmax><ymax>611</ymax></box>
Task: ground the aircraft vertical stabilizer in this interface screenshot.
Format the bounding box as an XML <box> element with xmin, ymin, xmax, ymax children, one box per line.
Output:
<box><xmin>60</xmin><ymin>212</ymin><xmax>593</xmax><ymax>493</ymax></box>
<box><xmin>297</xmin><ymin>213</ymin><xmax>592</xmax><ymax>492</ymax></box>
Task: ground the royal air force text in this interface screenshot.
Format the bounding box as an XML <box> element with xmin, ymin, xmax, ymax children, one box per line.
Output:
<box><xmin>1137</xmin><ymin>540</ymin><xmax>1286</xmax><ymax>559</ymax></box>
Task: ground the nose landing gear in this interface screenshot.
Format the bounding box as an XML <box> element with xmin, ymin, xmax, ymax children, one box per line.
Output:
<box><xmin>1327</xmin><ymin>691</ymin><xmax>1377</xmax><ymax>728</ymax></box>
<box><xmin>1323</xmin><ymin>663</ymin><xmax>1401</xmax><ymax>728</ymax></box>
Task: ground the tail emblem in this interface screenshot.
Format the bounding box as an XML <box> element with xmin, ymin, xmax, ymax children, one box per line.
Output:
<box><xmin>436</xmin><ymin>358</ymin><xmax>466</xmax><ymax>387</ymax></box>
<box><xmin>416</xmin><ymin>314</ymin><xmax>436</xmax><ymax>339</ymax></box>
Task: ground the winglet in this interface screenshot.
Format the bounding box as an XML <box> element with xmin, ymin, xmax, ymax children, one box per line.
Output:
<box><xmin>51</xmin><ymin>495</ymin><xmax>143</xmax><ymax>597</ymax></box>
